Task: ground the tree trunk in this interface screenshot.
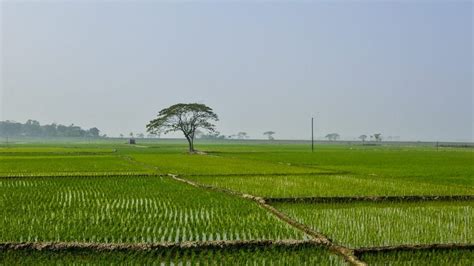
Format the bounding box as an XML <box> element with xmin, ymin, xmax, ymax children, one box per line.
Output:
<box><xmin>185</xmin><ymin>135</ymin><xmax>194</xmax><ymax>153</ymax></box>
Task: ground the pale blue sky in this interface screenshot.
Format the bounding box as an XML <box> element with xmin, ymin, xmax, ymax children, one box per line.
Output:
<box><xmin>1</xmin><ymin>1</ymin><xmax>472</xmax><ymax>141</ymax></box>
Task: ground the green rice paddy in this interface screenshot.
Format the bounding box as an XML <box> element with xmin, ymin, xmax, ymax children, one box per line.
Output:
<box><xmin>0</xmin><ymin>139</ymin><xmax>472</xmax><ymax>264</ymax></box>
<box><xmin>273</xmin><ymin>201</ymin><xmax>473</xmax><ymax>248</ymax></box>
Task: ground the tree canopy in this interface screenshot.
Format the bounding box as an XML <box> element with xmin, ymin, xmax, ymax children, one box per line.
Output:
<box><xmin>0</xmin><ymin>120</ymin><xmax>102</xmax><ymax>138</ymax></box>
<box><xmin>263</xmin><ymin>131</ymin><xmax>275</xmax><ymax>140</ymax></box>
<box><xmin>374</xmin><ymin>133</ymin><xmax>383</xmax><ymax>142</ymax></box>
<box><xmin>325</xmin><ymin>133</ymin><xmax>340</xmax><ymax>141</ymax></box>
<box><xmin>146</xmin><ymin>103</ymin><xmax>219</xmax><ymax>152</ymax></box>
<box><xmin>237</xmin><ymin>132</ymin><xmax>249</xmax><ymax>139</ymax></box>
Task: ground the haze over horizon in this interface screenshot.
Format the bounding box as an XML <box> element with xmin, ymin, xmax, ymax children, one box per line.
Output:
<box><xmin>1</xmin><ymin>1</ymin><xmax>472</xmax><ymax>142</ymax></box>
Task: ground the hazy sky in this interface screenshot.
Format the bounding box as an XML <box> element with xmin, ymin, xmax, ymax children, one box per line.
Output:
<box><xmin>1</xmin><ymin>1</ymin><xmax>472</xmax><ymax>141</ymax></box>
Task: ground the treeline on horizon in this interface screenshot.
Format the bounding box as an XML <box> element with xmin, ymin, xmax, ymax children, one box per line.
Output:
<box><xmin>0</xmin><ymin>120</ymin><xmax>103</xmax><ymax>138</ymax></box>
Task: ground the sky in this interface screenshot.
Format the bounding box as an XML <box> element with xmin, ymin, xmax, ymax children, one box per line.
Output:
<box><xmin>1</xmin><ymin>1</ymin><xmax>472</xmax><ymax>141</ymax></box>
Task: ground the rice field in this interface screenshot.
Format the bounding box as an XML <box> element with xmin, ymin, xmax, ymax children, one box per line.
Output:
<box><xmin>131</xmin><ymin>153</ymin><xmax>329</xmax><ymax>176</ymax></box>
<box><xmin>0</xmin><ymin>155</ymin><xmax>149</xmax><ymax>177</ymax></box>
<box><xmin>359</xmin><ymin>249</ymin><xmax>474</xmax><ymax>266</ymax></box>
<box><xmin>210</xmin><ymin>145</ymin><xmax>474</xmax><ymax>187</ymax></box>
<box><xmin>0</xmin><ymin>140</ymin><xmax>472</xmax><ymax>264</ymax></box>
<box><xmin>273</xmin><ymin>201</ymin><xmax>473</xmax><ymax>248</ymax></box>
<box><xmin>186</xmin><ymin>174</ymin><xmax>474</xmax><ymax>197</ymax></box>
<box><xmin>0</xmin><ymin>146</ymin><xmax>116</xmax><ymax>155</ymax></box>
<box><xmin>0</xmin><ymin>176</ymin><xmax>303</xmax><ymax>243</ymax></box>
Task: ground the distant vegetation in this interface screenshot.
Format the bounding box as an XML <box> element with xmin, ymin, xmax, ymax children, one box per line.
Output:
<box><xmin>0</xmin><ymin>120</ymin><xmax>103</xmax><ymax>138</ymax></box>
<box><xmin>325</xmin><ymin>133</ymin><xmax>340</xmax><ymax>141</ymax></box>
<box><xmin>263</xmin><ymin>131</ymin><xmax>276</xmax><ymax>140</ymax></box>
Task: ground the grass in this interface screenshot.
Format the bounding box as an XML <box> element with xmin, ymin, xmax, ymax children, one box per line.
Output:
<box><xmin>273</xmin><ymin>201</ymin><xmax>473</xmax><ymax>248</ymax></box>
<box><xmin>359</xmin><ymin>249</ymin><xmax>474</xmax><ymax>266</ymax></box>
<box><xmin>0</xmin><ymin>176</ymin><xmax>304</xmax><ymax>243</ymax></box>
<box><xmin>0</xmin><ymin>246</ymin><xmax>346</xmax><ymax>265</ymax></box>
<box><xmin>186</xmin><ymin>174</ymin><xmax>474</xmax><ymax>197</ymax></box>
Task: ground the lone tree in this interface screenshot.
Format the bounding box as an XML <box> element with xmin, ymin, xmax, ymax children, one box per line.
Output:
<box><xmin>146</xmin><ymin>103</ymin><xmax>219</xmax><ymax>152</ymax></box>
<box><xmin>263</xmin><ymin>131</ymin><xmax>275</xmax><ymax>140</ymax></box>
<box><xmin>325</xmin><ymin>133</ymin><xmax>340</xmax><ymax>141</ymax></box>
<box><xmin>374</xmin><ymin>133</ymin><xmax>382</xmax><ymax>142</ymax></box>
<box><xmin>237</xmin><ymin>132</ymin><xmax>248</xmax><ymax>139</ymax></box>
<box><xmin>359</xmin><ymin>134</ymin><xmax>367</xmax><ymax>143</ymax></box>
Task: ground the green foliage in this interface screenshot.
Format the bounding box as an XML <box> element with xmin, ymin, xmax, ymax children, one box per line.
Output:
<box><xmin>146</xmin><ymin>103</ymin><xmax>219</xmax><ymax>151</ymax></box>
<box><xmin>0</xmin><ymin>176</ymin><xmax>303</xmax><ymax>243</ymax></box>
<box><xmin>274</xmin><ymin>201</ymin><xmax>473</xmax><ymax>248</ymax></box>
<box><xmin>0</xmin><ymin>120</ymin><xmax>102</xmax><ymax>138</ymax></box>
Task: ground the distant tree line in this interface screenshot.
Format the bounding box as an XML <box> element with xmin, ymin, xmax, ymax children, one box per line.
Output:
<box><xmin>0</xmin><ymin>120</ymin><xmax>103</xmax><ymax>138</ymax></box>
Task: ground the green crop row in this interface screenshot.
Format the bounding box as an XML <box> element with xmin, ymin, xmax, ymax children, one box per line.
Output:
<box><xmin>0</xmin><ymin>246</ymin><xmax>346</xmax><ymax>265</ymax></box>
<box><xmin>0</xmin><ymin>172</ymin><xmax>155</xmax><ymax>178</ymax></box>
<box><xmin>130</xmin><ymin>154</ymin><xmax>329</xmax><ymax>176</ymax></box>
<box><xmin>186</xmin><ymin>174</ymin><xmax>474</xmax><ymax>197</ymax></box>
<box><xmin>0</xmin><ymin>146</ymin><xmax>116</xmax><ymax>155</ymax></box>
<box><xmin>0</xmin><ymin>155</ymin><xmax>148</xmax><ymax>174</ymax></box>
<box><xmin>210</xmin><ymin>146</ymin><xmax>474</xmax><ymax>187</ymax></box>
<box><xmin>359</xmin><ymin>249</ymin><xmax>473</xmax><ymax>266</ymax></box>
<box><xmin>273</xmin><ymin>201</ymin><xmax>473</xmax><ymax>248</ymax></box>
<box><xmin>0</xmin><ymin>176</ymin><xmax>304</xmax><ymax>243</ymax></box>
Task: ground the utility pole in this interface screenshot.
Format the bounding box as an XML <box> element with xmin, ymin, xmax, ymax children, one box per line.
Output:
<box><xmin>311</xmin><ymin>117</ymin><xmax>314</xmax><ymax>152</ymax></box>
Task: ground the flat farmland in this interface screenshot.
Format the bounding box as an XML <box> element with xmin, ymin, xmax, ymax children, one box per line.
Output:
<box><xmin>130</xmin><ymin>153</ymin><xmax>330</xmax><ymax>176</ymax></box>
<box><xmin>0</xmin><ymin>141</ymin><xmax>472</xmax><ymax>264</ymax></box>
<box><xmin>205</xmin><ymin>145</ymin><xmax>473</xmax><ymax>187</ymax></box>
<box><xmin>186</xmin><ymin>174</ymin><xmax>474</xmax><ymax>197</ymax></box>
<box><xmin>0</xmin><ymin>176</ymin><xmax>302</xmax><ymax>243</ymax></box>
<box><xmin>358</xmin><ymin>249</ymin><xmax>474</xmax><ymax>266</ymax></box>
<box><xmin>0</xmin><ymin>155</ymin><xmax>149</xmax><ymax>177</ymax></box>
<box><xmin>273</xmin><ymin>201</ymin><xmax>473</xmax><ymax>248</ymax></box>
